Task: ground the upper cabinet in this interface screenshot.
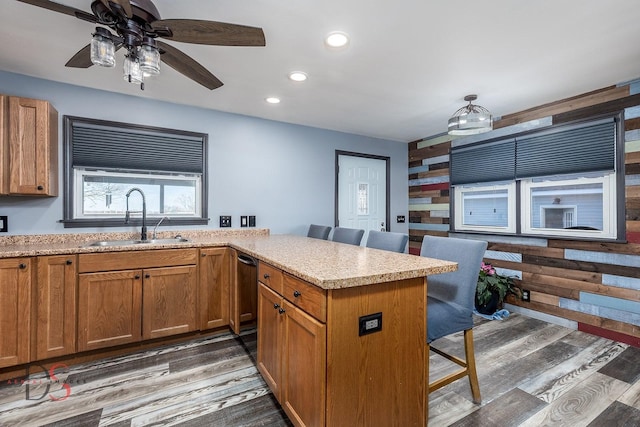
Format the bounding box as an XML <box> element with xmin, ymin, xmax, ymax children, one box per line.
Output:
<box><xmin>0</xmin><ymin>95</ymin><xmax>58</xmax><ymax>196</ymax></box>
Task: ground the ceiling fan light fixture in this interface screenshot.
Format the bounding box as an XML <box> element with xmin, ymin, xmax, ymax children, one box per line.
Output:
<box><xmin>123</xmin><ymin>53</ymin><xmax>144</xmax><ymax>84</ymax></box>
<box><xmin>447</xmin><ymin>94</ymin><xmax>493</xmax><ymax>136</ymax></box>
<box><xmin>139</xmin><ymin>37</ymin><xmax>160</xmax><ymax>76</ymax></box>
<box><xmin>90</xmin><ymin>27</ymin><xmax>116</xmax><ymax>68</ymax></box>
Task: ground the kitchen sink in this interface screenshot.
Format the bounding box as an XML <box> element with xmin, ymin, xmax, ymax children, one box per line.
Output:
<box><xmin>84</xmin><ymin>237</ymin><xmax>190</xmax><ymax>247</ymax></box>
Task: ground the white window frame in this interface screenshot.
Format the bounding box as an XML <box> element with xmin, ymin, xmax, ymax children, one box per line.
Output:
<box><xmin>521</xmin><ymin>173</ymin><xmax>616</xmax><ymax>239</ymax></box>
<box><xmin>454</xmin><ymin>182</ymin><xmax>517</xmax><ymax>233</ymax></box>
<box><xmin>73</xmin><ymin>168</ymin><xmax>202</xmax><ymax>220</ymax></box>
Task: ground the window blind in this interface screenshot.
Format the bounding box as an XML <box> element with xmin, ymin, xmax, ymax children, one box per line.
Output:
<box><xmin>450</xmin><ymin>117</ymin><xmax>616</xmax><ymax>185</ymax></box>
<box><xmin>70</xmin><ymin>118</ymin><xmax>205</xmax><ymax>174</ymax></box>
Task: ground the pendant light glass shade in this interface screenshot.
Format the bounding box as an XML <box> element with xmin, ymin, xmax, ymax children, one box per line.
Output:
<box><xmin>448</xmin><ymin>94</ymin><xmax>493</xmax><ymax>136</ymax></box>
<box><xmin>139</xmin><ymin>38</ymin><xmax>160</xmax><ymax>76</ymax></box>
<box><xmin>90</xmin><ymin>27</ymin><xmax>116</xmax><ymax>68</ymax></box>
<box><xmin>123</xmin><ymin>53</ymin><xmax>143</xmax><ymax>84</ymax></box>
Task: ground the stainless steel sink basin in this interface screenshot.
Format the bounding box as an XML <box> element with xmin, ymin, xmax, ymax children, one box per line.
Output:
<box><xmin>84</xmin><ymin>237</ymin><xmax>190</xmax><ymax>247</ymax></box>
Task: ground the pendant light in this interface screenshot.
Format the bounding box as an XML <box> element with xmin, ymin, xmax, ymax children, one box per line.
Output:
<box><xmin>448</xmin><ymin>94</ymin><xmax>493</xmax><ymax>136</ymax></box>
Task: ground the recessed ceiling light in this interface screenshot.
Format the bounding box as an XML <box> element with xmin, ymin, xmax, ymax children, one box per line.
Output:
<box><xmin>288</xmin><ymin>71</ymin><xmax>308</xmax><ymax>82</ymax></box>
<box><xmin>265</xmin><ymin>97</ymin><xmax>281</xmax><ymax>104</ymax></box>
<box><xmin>325</xmin><ymin>31</ymin><xmax>350</xmax><ymax>48</ymax></box>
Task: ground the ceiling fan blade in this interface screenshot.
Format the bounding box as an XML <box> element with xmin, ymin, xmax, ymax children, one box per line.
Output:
<box><xmin>152</xmin><ymin>19</ymin><xmax>266</xmax><ymax>46</ymax></box>
<box><xmin>16</xmin><ymin>0</ymin><xmax>95</xmax><ymax>21</ymax></box>
<box><xmin>156</xmin><ymin>41</ymin><xmax>223</xmax><ymax>90</ymax></box>
<box><xmin>99</xmin><ymin>0</ymin><xmax>133</xmax><ymax>18</ymax></box>
<box><xmin>65</xmin><ymin>44</ymin><xmax>94</xmax><ymax>68</ymax></box>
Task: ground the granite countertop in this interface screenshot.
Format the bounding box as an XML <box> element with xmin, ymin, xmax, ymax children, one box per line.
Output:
<box><xmin>0</xmin><ymin>231</ymin><xmax>457</xmax><ymax>289</ymax></box>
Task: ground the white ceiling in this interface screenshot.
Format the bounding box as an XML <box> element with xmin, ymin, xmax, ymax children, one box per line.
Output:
<box><xmin>2</xmin><ymin>0</ymin><xmax>640</xmax><ymax>142</ymax></box>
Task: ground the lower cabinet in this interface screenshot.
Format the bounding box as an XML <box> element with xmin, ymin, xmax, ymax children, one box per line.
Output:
<box><xmin>0</xmin><ymin>258</ymin><xmax>31</xmax><ymax>368</ymax></box>
<box><xmin>257</xmin><ymin>279</ymin><xmax>326</xmax><ymax>427</ymax></box>
<box><xmin>35</xmin><ymin>255</ymin><xmax>77</xmax><ymax>360</ymax></box>
<box><xmin>199</xmin><ymin>247</ymin><xmax>231</xmax><ymax>330</ymax></box>
<box><xmin>77</xmin><ymin>249</ymin><xmax>198</xmax><ymax>352</ymax></box>
<box><xmin>78</xmin><ymin>270</ymin><xmax>143</xmax><ymax>351</ymax></box>
<box><xmin>142</xmin><ymin>265</ymin><xmax>197</xmax><ymax>340</ymax></box>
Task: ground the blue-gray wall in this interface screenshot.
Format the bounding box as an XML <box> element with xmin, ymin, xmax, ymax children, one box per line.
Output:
<box><xmin>0</xmin><ymin>70</ymin><xmax>408</xmax><ymax>236</ymax></box>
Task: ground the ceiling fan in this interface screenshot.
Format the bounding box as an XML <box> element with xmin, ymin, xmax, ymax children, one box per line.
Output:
<box><xmin>16</xmin><ymin>0</ymin><xmax>266</xmax><ymax>90</ymax></box>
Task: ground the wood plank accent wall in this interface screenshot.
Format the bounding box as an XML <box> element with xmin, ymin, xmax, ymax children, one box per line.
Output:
<box><xmin>409</xmin><ymin>79</ymin><xmax>640</xmax><ymax>346</ymax></box>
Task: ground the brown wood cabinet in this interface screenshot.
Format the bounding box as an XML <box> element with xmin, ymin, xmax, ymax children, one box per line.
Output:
<box><xmin>0</xmin><ymin>258</ymin><xmax>31</xmax><ymax>368</ymax></box>
<box><xmin>199</xmin><ymin>247</ymin><xmax>231</xmax><ymax>330</ymax></box>
<box><xmin>78</xmin><ymin>249</ymin><xmax>198</xmax><ymax>351</ymax></box>
<box><xmin>257</xmin><ymin>262</ymin><xmax>427</xmax><ymax>427</ymax></box>
<box><xmin>257</xmin><ymin>265</ymin><xmax>327</xmax><ymax>427</ymax></box>
<box><xmin>142</xmin><ymin>265</ymin><xmax>197</xmax><ymax>340</ymax></box>
<box><xmin>0</xmin><ymin>96</ymin><xmax>58</xmax><ymax>196</ymax></box>
<box><xmin>35</xmin><ymin>255</ymin><xmax>77</xmax><ymax>360</ymax></box>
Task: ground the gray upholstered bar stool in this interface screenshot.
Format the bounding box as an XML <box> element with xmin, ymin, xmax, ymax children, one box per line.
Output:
<box><xmin>420</xmin><ymin>235</ymin><xmax>487</xmax><ymax>404</ymax></box>
<box><xmin>330</xmin><ymin>227</ymin><xmax>365</xmax><ymax>246</ymax></box>
<box><xmin>365</xmin><ymin>230</ymin><xmax>409</xmax><ymax>253</ymax></box>
<box><xmin>307</xmin><ymin>224</ymin><xmax>332</xmax><ymax>240</ymax></box>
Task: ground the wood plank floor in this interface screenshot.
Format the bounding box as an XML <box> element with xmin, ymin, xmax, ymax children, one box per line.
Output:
<box><xmin>1</xmin><ymin>313</ymin><xmax>639</xmax><ymax>426</ymax></box>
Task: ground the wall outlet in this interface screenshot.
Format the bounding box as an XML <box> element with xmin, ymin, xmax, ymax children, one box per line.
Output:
<box><xmin>397</xmin><ymin>215</ymin><xmax>406</xmax><ymax>223</ymax></box>
<box><xmin>240</xmin><ymin>216</ymin><xmax>248</xmax><ymax>227</ymax></box>
<box><xmin>522</xmin><ymin>289</ymin><xmax>531</xmax><ymax>302</ymax></box>
<box><xmin>248</xmin><ymin>215</ymin><xmax>256</xmax><ymax>227</ymax></box>
<box><xmin>219</xmin><ymin>215</ymin><xmax>232</xmax><ymax>228</ymax></box>
<box><xmin>0</xmin><ymin>216</ymin><xmax>7</xmax><ymax>232</ymax></box>
<box><xmin>359</xmin><ymin>312</ymin><xmax>382</xmax><ymax>336</ymax></box>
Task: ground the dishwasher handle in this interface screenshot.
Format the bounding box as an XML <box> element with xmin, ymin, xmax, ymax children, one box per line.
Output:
<box><xmin>237</xmin><ymin>254</ymin><xmax>257</xmax><ymax>266</ymax></box>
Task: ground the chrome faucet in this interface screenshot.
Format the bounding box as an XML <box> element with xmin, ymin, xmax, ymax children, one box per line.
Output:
<box><xmin>125</xmin><ymin>188</ymin><xmax>147</xmax><ymax>241</ymax></box>
<box><xmin>152</xmin><ymin>216</ymin><xmax>169</xmax><ymax>239</ymax></box>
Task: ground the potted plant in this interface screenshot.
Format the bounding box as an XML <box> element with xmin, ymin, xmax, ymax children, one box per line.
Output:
<box><xmin>475</xmin><ymin>262</ymin><xmax>521</xmax><ymax>315</ymax></box>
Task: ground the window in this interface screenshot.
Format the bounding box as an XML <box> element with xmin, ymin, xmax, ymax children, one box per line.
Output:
<box><xmin>521</xmin><ymin>173</ymin><xmax>616</xmax><ymax>239</ymax></box>
<box><xmin>450</xmin><ymin>115</ymin><xmax>623</xmax><ymax>241</ymax></box>
<box><xmin>63</xmin><ymin>116</ymin><xmax>208</xmax><ymax>228</ymax></box>
<box><xmin>454</xmin><ymin>183</ymin><xmax>516</xmax><ymax>233</ymax></box>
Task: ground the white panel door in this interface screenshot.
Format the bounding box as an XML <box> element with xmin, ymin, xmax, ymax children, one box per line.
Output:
<box><xmin>337</xmin><ymin>154</ymin><xmax>387</xmax><ymax>244</ymax></box>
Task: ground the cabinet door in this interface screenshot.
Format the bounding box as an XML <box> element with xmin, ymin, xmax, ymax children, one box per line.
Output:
<box><xmin>0</xmin><ymin>258</ymin><xmax>31</xmax><ymax>368</ymax></box>
<box><xmin>8</xmin><ymin>97</ymin><xmax>58</xmax><ymax>196</ymax></box>
<box><xmin>0</xmin><ymin>95</ymin><xmax>8</xmax><ymax>195</ymax></box>
<box><xmin>78</xmin><ymin>270</ymin><xmax>142</xmax><ymax>351</ymax></box>
<box><xmin>199</xmin><ymin>248</ymin><xmax>230</xmax><ymax>330</ymax></box>
<box><xmin>281</xmin><ymin>300</ymin><xmax>326</xmax><ymax>427</ymax></box>
<box><xmin>257</xmin><ymin>283</ymin><xmax>283</xmax><ymax>399</ymax></box>
<box><xmin>35</xmin><ymin>255</ymin><xmax>76</xmax><ymax>360</ymax></box>
<box><xmin>142</xmin><ymin>265</ymin><xmax>197</xmax><ymax>340</ymax></box>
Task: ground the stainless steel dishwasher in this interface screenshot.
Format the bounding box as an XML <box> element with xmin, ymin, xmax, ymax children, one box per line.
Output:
<box><xmin>236</xmin><ymin>252</ymin><xmax>258</xmax><ymax>326</ymax></box>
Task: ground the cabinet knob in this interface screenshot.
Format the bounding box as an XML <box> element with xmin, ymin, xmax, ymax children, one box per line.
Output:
<box><xmin>37</xmin><ymin>185</ymin><xmax>44</xmax><ymax>191</ymax></box>
<box><xmin>278</xmin><ymin>308</ymin><xmax>286</xmax><ymax>314</ymax></box>
<box><xmin>263</xmin><ymin>273</ymin><xmax>270</xmax><ymax>279</ymax></box>
<box><xmin>135</xmin><ymin>275</ymin><xmax>141</xmax><ymax>279</ymax></box>
<box><xmin>293</xmin><ymin>290</ymin><xmax>301</xmax><ymax>298</ymax></box>
<box><xmin>273</xmin><ymin>303</ymin><xmax>280</xmax><ymax>309</ymax></box>
<box><xmin>66</xmin><ymin>260</ymin><xmax>73</xmax><ymax>265</ymax></box>
<box><xmin>145</xmin><ymin>274</ymin><xmax>150</xmax><ymax>279</ymax></box>
<box><xmin>202</xmin><ymin>253</ymin><xmax>206</xmax><ymax>257</ymax></box>
<box><xmin>19</xmin><ymin>263</ymin><xmax>27</xmax><ymax>269</ymax></box>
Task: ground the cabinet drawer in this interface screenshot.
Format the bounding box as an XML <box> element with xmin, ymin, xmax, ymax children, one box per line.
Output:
<box><xmin>79</xmin><ymin>249</ymin><xmax>197</xmax><ymax>273</ymax></box>
<box><xmin>258</xmin><ymin>262</ymin><xmax>283</xmax><ymax>294</ymax></box>
<box><xmin>283</xmin><ymin>273</ymin><xmax>326</xmax><ymax>323</ymax></box>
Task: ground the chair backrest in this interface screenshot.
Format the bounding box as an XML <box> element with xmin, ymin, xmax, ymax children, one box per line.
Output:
<box><xmin>366</xmin><ymin>230</ymin><xmax>409</xmax><ymax>253</ymax></box>
<box><xmin>331</xmin><ymin>227</ymin><xmax>365</xmax><ymax>246</ymax></box>
<box><xmin>420</xmin><ymin>236</ymin><xmax>487</xmax><ymax>309</ymax></box>
<box><xmin>307</xmin><ymin>224</ymin><xmax>331</xmax><ymax>240</ymax></box>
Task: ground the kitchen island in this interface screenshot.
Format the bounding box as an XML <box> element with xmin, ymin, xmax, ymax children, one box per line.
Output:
<box><xmin>0</xmin><ymin>232</ymin><xmax>456</xmax><ymax>426</ymax></box>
